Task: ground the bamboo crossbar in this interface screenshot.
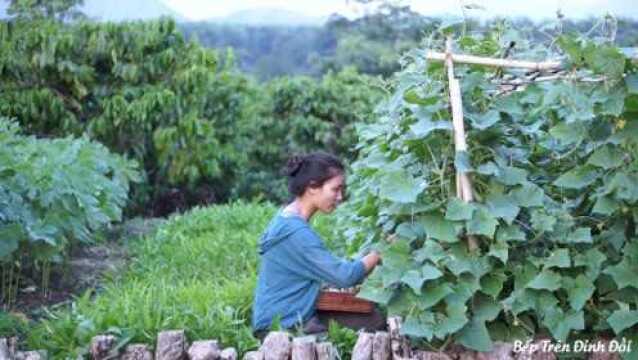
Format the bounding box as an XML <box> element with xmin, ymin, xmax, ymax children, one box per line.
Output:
<box><xmin>426</xmin><ymin>50</ymin><xmax>562</xmax><ymax>71</ymax></box>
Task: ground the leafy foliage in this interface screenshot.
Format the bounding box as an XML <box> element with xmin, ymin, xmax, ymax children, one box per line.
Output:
<box><xmin>335</xmin><ymin>22</ymin><xmax>638</xmax><ymax>355</ymax></box>
<box><xmin>0</xmin><ymin>118</ymin><xmax>139</xmax><ymax>303</ymax></box>
<box><xmin>0</xmin><ymin>16</ymin><xmax>256</xmax><ymax>214</ymax></box>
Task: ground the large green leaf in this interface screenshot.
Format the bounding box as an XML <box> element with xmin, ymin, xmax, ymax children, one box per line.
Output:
<box><xmin>410</xmin><ymin>118</ymin><xmax>452</xmax><ymax>138</ymax></box>
<box><xmin>544</xmin><ymin>248</ymin><xmax>571</xmax><ymax>269</ymax></box>
<box><xmin>467</xmin><ymin>206</ymin><xmax>499</xmax><ymax>237</ymax></box>
<box><xmin>527</xmin><ymin>270</ymin><xmax>562</xmax><ymax>291</ymax></box>
<box><xmin>445</xmin><ymin>198</ymin><xmax>475</xmax><ymax>221</ymax></box>
<box><xmin>510</xmin><ymin>183</ymin><xmax>544</xmax><ymax>208</ymax></box>
<box><xmin>607</xmin><ymin>310</ymin><xmax>638</xmax><ymax>334</ymax></box>
<box><xmin>378</xmin><ymin>170</ymin><xmax>426</xmax><ymax>204</ymax></box>
<box><xmin>420</xmin><ymin>213</ymin><xmax>461</xmax><ymax>243</ymax></box>
<box><xmin>542</xmin><ymin>308</ymin><xmax>584</xmax><ymax>342</ymax></box>
<box><xmin>0</xmin><ymin>223</ymin><xmax>23</xmax><ymax>259</ymax></box>
<box><xmin>562</xmin><ymin>275</ymin><xmax>595</xmax><ymax>311</ymax></box>
<box><xmin>604</xmin><ymin>258</ymin><xmax>638</xmax><ymax>290</ymax></box>
<box><xmin>588</xmin><ymin>145</ymin><xmax>625</xmax><ymax>169</ymax></box>
<box><xmin>553</xmin><ymin>166</ymin><xmax>599</xmax><ymax>189</ymax></box>
<box><xmin>585</xmin><ymin>44</ymin><xmax>625</xmax><ymax>79</ymax></box>
<box><xmin>457</xmin><ymin>318</ymin><xmax>493</xmax><ymax>352</ymax></box>
<box><xmin>485</xmin><ymin>193</ymin><xmax>520</xmax><ymax>224</ymax></box>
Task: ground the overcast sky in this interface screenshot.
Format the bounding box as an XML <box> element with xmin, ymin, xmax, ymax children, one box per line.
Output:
<box><xmin>161</xmin><ymin>0</ymin><xmax>638</xmax><ymax>21</ymax></box>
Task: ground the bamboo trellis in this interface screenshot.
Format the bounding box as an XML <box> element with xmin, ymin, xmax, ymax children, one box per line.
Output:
<box><xmin>427</xmin><ymin>37</ymin><xmax>564</xmax><ymax>252</ymax></box>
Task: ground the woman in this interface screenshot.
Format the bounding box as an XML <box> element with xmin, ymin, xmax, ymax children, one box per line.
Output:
<box><xmin>252</xmin><ymin>152</ymin><xmax>384</xmax><ymax>339</ymax></box>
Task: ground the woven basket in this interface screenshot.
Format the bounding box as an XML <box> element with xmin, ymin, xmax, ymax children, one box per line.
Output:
<box><xmin>315</xmin><ymin>290</ymin><xmax>374</xmax><ymax>313</ymax></box>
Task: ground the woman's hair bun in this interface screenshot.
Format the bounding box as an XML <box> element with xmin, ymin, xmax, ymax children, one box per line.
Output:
<box><xmin>285</xmin><ymin>155</ymin><xmax>305</xmax><ymax>177</ymax></box>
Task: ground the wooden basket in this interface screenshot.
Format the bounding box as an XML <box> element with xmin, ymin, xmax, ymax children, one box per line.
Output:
<box><xmin>315</xmin><ymin>290</ymin><xmax>374</xmax><ymax>313</ymax></box>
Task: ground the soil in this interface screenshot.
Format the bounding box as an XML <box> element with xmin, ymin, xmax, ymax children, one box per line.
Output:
<box><xmin>10</xmin><ymin>217</ymin><xmax>165</xmax><ymax>318</ymax></box>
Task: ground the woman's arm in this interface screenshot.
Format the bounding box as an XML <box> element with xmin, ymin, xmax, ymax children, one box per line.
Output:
<box><xmin>361</xmin><ymin>251</ymin><xmax>381</xmax><ymax>274</ymax></box>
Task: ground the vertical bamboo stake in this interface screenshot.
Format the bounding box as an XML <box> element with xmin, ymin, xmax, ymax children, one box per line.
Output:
<box><xmin>445</xmin><ymin>37</ymin><xmax>479</xmax><ymax>252</ymax></box>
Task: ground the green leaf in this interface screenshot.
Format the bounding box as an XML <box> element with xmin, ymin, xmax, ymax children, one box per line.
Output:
<box><xmin>457</xmin><ymin>319</ymin><xmax>493</xmax><ymax>352</ymax></box>
<box><xmin>562</xmin><ymin>275</ymin><xmax>595</xmax><ymax>311</ymax></box>
<box><xmin>585</xmin><ymin>44</ymin><xmax>625</xmax><ymax>79</ymax></box>
<box><xmin>414</xmin><ymin>241</ymin><xmax>447</xmax><ymax>264</ymax></box>
<box><xmin>488</xmin><ymin>241</ymin><xmax>508</xmax><ymax>264</ymax></box>
<box><xmin>544</xmin><ymin>249</ymin><xmax>571</xmax><ymax>269</ymax></box>
<box><xmin>604</xmin><ymin>258</ymin><xmax>638</xmax><ymax>290</ymax></box>
<box><xmin>486</xmin><ymin>193</ymin><xmax>520</xmax><ymax>224</ymax></box>
<box><xmin>455</xmin><ymin>151</ymin><xmax>473</xmax><ymax>173</ymax></box>
<box><xmin>542</xmin><ymin>308</ymin><xmax>584</xmax><ymax>342</ymax></box>
<box><xmin>474</xmin><ymin>294</ymin><xmax>502</xmax><ymax>322</ymax></box>
<box><xmin>421</xmin><ymin>264</ymin><xmax>444</xmax><ymax>282</ymax></box>
<box><xmin>626</xmin><ymin>74</ymin><xmax>638</xmax><ymax>95</ymax></box>
<box><xmin>404</xmin><ymin>89</ymin><xmax>438</xmax><ymax>106</ymax></box>
<box><xmin>422</xmin><ymin>282</ymin><xmax>454</xmax><ymax>309</ymax></box>
<box><xmin>510</xmin><ymin>183</ymin><xmax>544</xmax><ymax>208</ymax></box>
<box><xmin>530</xmin><ymin>210</ymin><xmax>556</xmax><ymax>233</ymax></box>
<box><xmin>481</xmin><ymin>271</ymin><xmax>507</xmax><ymax>298</ymax></box>
<box><xmin>593</xmin><ymin>196</ymin><xmax>620</xmax><ymax>215</ymax></box>
<box><xmin>0</xmin><ymin>223</ymin><xmax>23</xmax><ymax>259</ymax></box>
<box><xmin>549</xmin><ymin>122</ymin><xmax>586</xmax><ymax>145</ymax></box>
<box><xmin>420</xmin><ymin>213</ymin><xmax>461</xmax><ymax>243</ymax></box>
<box><xmin>496</xmin><ymin>166</ymin><xmax>528</xmax><ymax>186</ymax></box>
<box><xmin>469</xmin><ymin>110</ymin><xmax>500</xmax><ymax>130</ymax></box>
<box><xmin>496</xmin><ymin>225</ymin><xmax>526</xmax><ymax>242</ymax></box>
<box><xmin>378</xmin><ymin>170</ymin><xmax>425</xmax><ymax>204</ymax></box>
<box><xmin>410</xmin><ymin>118</ymin><xmax>452</xmax><ymax>138</ymax></box>
<box><xmin>358</xmin><ymin>271</ymin><xmax>395</xmax><ymax>305</ymax></box>
<box><xmin>607</xmin><ymin>310</ymin><xmax>638</xmax><ymax>334</ymax></box>
<box><xmin>553</xmin><ymin>166</ymin><xmax>599</xmax><ymax>189</ymax></box>
<box><xmin>401</xmin><ymin>270</ymin><xmax>426</xmax><ymax>294</ymax></box>
<box><xmin>445</xmin><ymin>198</ymin><xmax>475</xmax><ymax>221</ymax></box>
<box><xmin>565</xmin><ymin>227</ymin><xmax>592</xmax><ymax>244</ymax></box>
<box><xmin>527</xmin><ymin>270</ymin><xmax>562</xmax><ymax>291</ymax></box>
<box><xmin>574</xmin><ymin>248</ymin><xmax>606</xmax><ymax>279</ymax></box>
<box><xmin>467</xmin><ymin>206</ymin><xmax>498</xmax><ymax>237</ymax></box>
<box><xmin>588</xmin><ymin>146</ymin><xmax>625</xmax><ymax>169</ymax></box>
<box><xmin>402</xmin><ymin>313</ymin><xmax>434</xmax><ymax>339</ymax></box>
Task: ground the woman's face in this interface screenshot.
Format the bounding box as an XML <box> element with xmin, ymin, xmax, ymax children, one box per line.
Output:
<box><xmin>310</xmin><ymin>173</ymin><xmax>345</xmax><ymax>214</ymax></box>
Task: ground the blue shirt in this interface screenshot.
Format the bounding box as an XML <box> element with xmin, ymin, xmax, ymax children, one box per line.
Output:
<box><xmin>251</xmin><ymin>209</ymin><xmax>367</xmax><ymax>331</ymax></box>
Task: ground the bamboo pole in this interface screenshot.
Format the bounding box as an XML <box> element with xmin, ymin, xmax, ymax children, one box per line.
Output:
<box><xmin>445</xmin><ymin>37</ymin><xmax>479</xmax><ymax>252</ymax></box>
<box><xmin>426</xmin><ymin>50</ymin><xmax>562</xmax><ymax>70</ymax></box>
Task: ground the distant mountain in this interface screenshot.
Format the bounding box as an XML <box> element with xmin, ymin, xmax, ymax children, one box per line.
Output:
<box><xmin>80</xmin><ymin>0</ymin><xmax>184</xmax><ymax>22</ymax></box>
<box><xmin>212</xmin><ymin>8</ymin><xmax>328</xmax><ymax>26</ymax></box>
<box><xmin>0</xmin><ymin>0</ymin><xmax>185</xmax><ymax>21</ymax></box>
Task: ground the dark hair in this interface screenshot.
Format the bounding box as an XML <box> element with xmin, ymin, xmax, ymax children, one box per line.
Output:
<box><xmin>284</xmin><ymin>152</ymin><xmax>345</xmax><ymax>198</ymax></box>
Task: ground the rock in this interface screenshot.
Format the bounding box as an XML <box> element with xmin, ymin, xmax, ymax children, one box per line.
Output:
<box><xmin>90</xmin><ymin>335</ymin><xmax>117</xmax><ymax>360</ymax></box>
<box><xmin>260</xmin><ymin>332</ymin><xmax>291</xmax><ymax>360</ymax></box>
<box><xmin>156</xmin><ymin>330</ymin><xmax>187</xmax><ymax>360</ymax></box>
<box><xmin>0</xmin><ymin>338</ymin><xmax>12</xmax><ymax>360</ymax></box>
<box><xmin>372</xmin><ymin>332</ymin><xmax>391</xmax><ymax>360</ymax></box>
<box><xmin>187</xmin><ymin>340</ymin><xmax>221</xmax><ymax>360</ymax></box>
<box><xmin>588</xmin><ymin>339</ymin><xmax>621</xmax><ymax>360</ymax></box>
<box><xmin>291</xmin><ymin>336</ymin><xmax>316</xmax><ymax>360</ymax></box>
<box><xmin>514</xmin><ymin>339</ymin><xmax>556</xmax><ymax>360</ymax></box>
<box><xmin>387</xmin><ymin>317</ymin><xmax>411</xmax><ymax>359</ymax></box>
<box><xmin>15</xmin><ymin>351</ymin><xmax>47</xmax><ymax>360</ymax></box>
<box><xmin>352</xmin><ymin>332</ymin><xmax>374</xmax><ymax>360</ymax></box>
<box><xmin>316</xmin><ymin>342</ymin><xmax>337</xmax><ymax>360</ymax></box>
<box><xmin>475</xmin><ymin>342</ymin><xmax>514</xmax><ymax>360</ymax></box>
<box><xmin>412</xmin><ymin>351</ymin><xmax>453</xmax><ymax>360</ymax></box>
<box><xmin>242</xmin><ymin>351</ymin><xmax>263</xmax><ymax>360</ymax></box>
<box><xmin>219</xmin><ymin>348</ymin><xmax>237</xmax><ymax>360</ymax></box>
<box><xmin>121</xmin><ymin>344</ymin><xmax>153</xmax><ymax>360</ymax></box>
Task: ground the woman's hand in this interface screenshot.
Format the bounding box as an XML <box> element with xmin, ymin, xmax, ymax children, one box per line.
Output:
<box><xmin>362</xmin><ymin>251</ymin><xmax>381</xmax><ymax>273</ymax></box>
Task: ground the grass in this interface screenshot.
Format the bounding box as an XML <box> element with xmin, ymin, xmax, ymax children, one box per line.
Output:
<box><xmin>24</xmin><ymin>200</ymin><xmax>349</xmax><ymax>358</ymax></box>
